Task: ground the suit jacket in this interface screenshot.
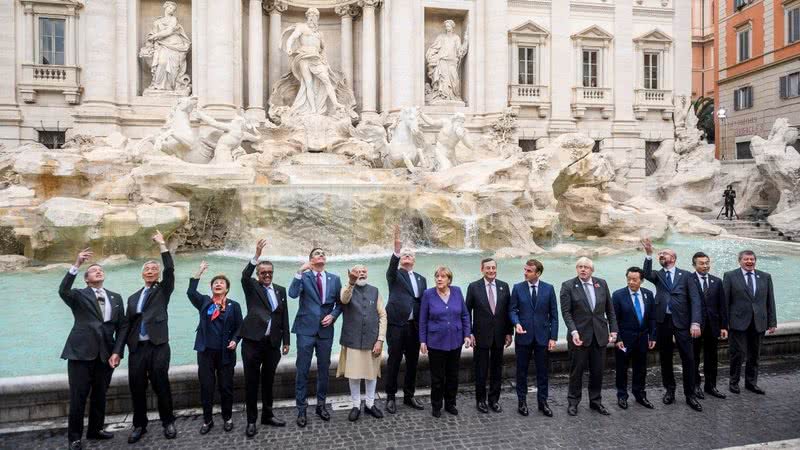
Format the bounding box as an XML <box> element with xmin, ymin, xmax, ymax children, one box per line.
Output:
<box><xmin>643</xmin><ymin>258</ymin><xmax>702</xmax><ymax>329</ymax></box>
<box><xmin>59</xmin><ymin>271</ymin><xmax>128</xmax><ymax>361</ymax></box>
<box><xmin>239</xmin><ymin>261</ymin><xmax>290</xmax><ymax>347</ymax></box>
<box><xmin>560</xmin><ymin>277</ymin><xmax>618</xmax><ymax>347</ymax></box>
<box><xmin>385</xmin><ymin>254</ymin><xmax>427</xmax><ymax>326</ymax></box>
<box><xmin>691</xmin><ymin>272</ymin><xmax>728</xmax><ymax>337</ymax></box>
<box><xmin>126</xmin><ymin>251</ymin><xmax>175</xmax><ymax>352</ymax></box>
<box><xmin>723</xmin><ymin>269</ymin><xmax>777</xmax><ymax>333</ymax></box>
<box><xmin>611</xmin><ymin>287</ymin><xmax>656</xmax><ymax>352</ymax></box>
<box><xmin>288</xmin><ymin>270</ymin><xmax>342</xmax><ymax>339</ymax></box>
<box><xmin>419</xmin><ymin>286</ymin><xmax>471</xmax><ymax>351</ymax></box>
<box><xmin>509</xmin><ymin>280</ymin><xmax>559</xmax><ymax>347</ymax></box>
<box><xmin>465</xmin><ymin>278</ymin><xmax>512</xmax><ymax>349</ymax></box>
<box><xmin>187</xmin><ymin>278</ymin><xmax>243</xmax><ymax>365</ymax></box>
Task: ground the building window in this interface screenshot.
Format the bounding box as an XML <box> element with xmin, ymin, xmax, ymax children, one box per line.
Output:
<box><xmin>518</xmin><ymin>47</ymin><xmax>537</xmax><ymax>85</ymax></box>
<box><xmin>37</xmin><ymin>130</ymin><xmax>65</xmax><ymax>149</ymax></box>
<box><xmin>736</xmin><ymin>27</ymin><xmax>751</xmax><ymax>62</ymax></box>
<box><xmin>582</xmin><ymin>49</ymin><xmax>599</xmax><ymax>87</ymax></box>
<box><xmin>779</xmin><ymin>72</ymin><xmax>800</xmax><ymax>99</ymax></box>
<box><xmin>39</xmin><ymin>17</ymin><xmax>65</xmax><ymax>65</ymax></box>
<box><xmin>645</xmin><ymin>141</ymin><xmax>661</xmax><ymax>176</ymax></box>
<box><xmin>592</xmin><ymin>140</ymin><xmax>602</xmax><ymax>153</ymax></box>
<box><xmin>734</xmin><ymin>0</ymin><xmax>753</xmax><ymax>10</ymax></box>
<box><xmin>788</xmin><ymin>6</ymin><xmax>800</xmax><ymax>44</ymax></box>
<box><xmin>736</xmin><ymin>141</ymin><xmax>752</xmax><ymax>159</ymax></box>
<box><xmin>734</xmin><ymin>86</ymin><xmax>753</xmax><ymax>110</ymax></box>
<box><xmin>644</xmin><ymin>52</ymin><xmax>659</xmax><ymax>90</ymax></box>
<box><xmin>519</xmin><ymin>139</ymin><xmax>537</xmax><ymax>152</ymax></box>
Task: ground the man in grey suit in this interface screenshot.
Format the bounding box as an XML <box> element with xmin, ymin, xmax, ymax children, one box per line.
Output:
<box><xmin>723</xmin><ymin>250</ymin><xmax>777</xmax><ymax>395</ymax></box>
<box><xmin>560</xmin><ymin>257</ymin><xmax>618</xmax><ymax>416</ymax></box>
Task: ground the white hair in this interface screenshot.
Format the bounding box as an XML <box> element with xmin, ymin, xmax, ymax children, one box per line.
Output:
<box><xmin>575</xmin><ymin>257</ymin><xmax>594</xmax><ymax>269</ymax></box>
<box><xmin>399</xmin><ymin>247</ymin><xmax>416</xmax><ymax>258</ymax></box>
<box><xmin>141</xmin><ymin>259</ymin><xmax>161</xmax><ymax>272</ymax></box>
<box><xmin>350</xmin><ymin>264</ymin><xmax>367</xmax><ymax>272</ymax></box>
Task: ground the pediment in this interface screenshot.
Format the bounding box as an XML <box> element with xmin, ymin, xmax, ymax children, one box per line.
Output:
<box><xmin>21</xmin><ymin>0</ymin><xmax>84</xmax><ymax>7</ymax></box>
<box><xmin>634</xmin><ymin>28</ymin><xmax>673</xmax><ymax>44</ymax></box>
<box><xmin>509</xmin><ymin>20</ymin><xmax>550</xmax><ymax>38</ymax></box>
<box><xmin>571</xmin><ymin>25</ymin><xmax>613</xmax><ymax>41</ymax></box>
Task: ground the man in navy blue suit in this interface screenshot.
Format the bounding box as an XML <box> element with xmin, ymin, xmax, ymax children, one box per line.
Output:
<box><xmin>288</xmin><ymin>247</ymin><xmax>343</xmax><ymax>427</ymax></box>
<box><xmin>509</xmin><ymin>259</ymin><xmax>558</xmax><ymax>418</ymax></box>
<box><xmin>612</xmin><ymin>267</ymin><xmax>656</xmax><ymax>410</ymax></box>
<box><xmin>641</xmin><ymin>238</ymin><xmax>703</xmax><ymax>412</ymax></box>
<box><xmin>690</xmin><ymin>252</ymin><xmax>728</xmax><ymax>400</ymax></box>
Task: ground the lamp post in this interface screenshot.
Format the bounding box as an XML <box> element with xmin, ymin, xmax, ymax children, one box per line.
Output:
<box><xmin>717</xmin><ymin>106</ymin><xmax>727</xmax><ymax>160</ymax></box>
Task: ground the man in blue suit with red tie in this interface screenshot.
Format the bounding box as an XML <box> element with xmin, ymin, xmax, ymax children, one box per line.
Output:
<box><xmin>612</xmin><ymin>267</ymin><xmax>656</xmax><ymax>410</ymax></box>
<box><xmin>509</xmin><ymin>259</ymin><xmax>558</xmax><ymax>418</ymax></box>
<box><xmin>288</xmin><ymin>248</ymin><xmax>343</xmax><ymax>427</ymax></box>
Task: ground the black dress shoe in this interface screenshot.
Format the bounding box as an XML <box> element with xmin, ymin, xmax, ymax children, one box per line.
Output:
<box><xmin>348</xmin><ymin>406</ymin><xmax>361</xmax><ymax>422</ymax></box>
<box><xmin>476</xmin><ymin>401</ymin><xmax>489</xmax><ymax>413</ymax></box>
<box><xmin>365</xmin><ymin>405</ymin><xmax>384</xmax><ymax>419</ymax></box>
<box><xmin>164</xmin><ymin>423</ymin><xmax>177</xmax><ymax>439</ymax></box>
<box><xmin>489</xmin><ymin>402</ymin><xmax>502</xmax><ymax>413</ymax></box>
<box><xmin>618</xmin><ymin>398</ymin><xmax>629</xmax><ymax>410</ymax></box>
<box><xmin>200</xmin><ymin>421</ymin><xmax>214</xmax><ymax>435</ymax></box>
<box><xmin>69</xmin><ymin>440</ymin><xmax>82</xmax><ymax>450</ymax></box>
<box><xmin>445</xmin><ymin>404</ymin><xmax>459</xmax><ymax>416</ymax></box>
<box><xmin>245</xmin><ymin>423</ymin><xmax>257</xmax><ymax>438</ymax></box>
<box><xmin>86</xmin><ymin>430</ymin><xmax>114</xmax><ymax>440</ymax></box>
<box><xmin>686</xmin><ymin>397</ymin><xmax>703</xmax><ymax>412</ymax></box>
<box><xmin>636</xmin><ymin>397</ymin><xmax>655</xmax><ymax>409</ymax></box>
<box><xmin>705</xmin><ymin>387</ymin><xmax>727</xmax><ymax>399</ymax></box>
<box><xmin>264</xmin><ymin>416</ymin><xmax>286</xmax><ymax>427</ymax></box>
<box><xmin>663</xmin><ymin>391</ymin><xmax>676</xmax><ymax>405</ymax></box>
<box><xmin>518</xmin><ymin>400</ymin><xmax>529</xmax><ymax>416</ymax></box>
<box><xmin>316</xmin><ymin>404</ymin><xmax>331</xmax><ymax>421</ymax></box>
<box><xmin>745</xmin><ymin>384</ymin><xmax>766</xmax><ymax>395</ymax></box>
<box><xmin>223</xmin><ymin>420</ymin><xmax>233</xmax><ymax>432</ymax></box>
<box><xmin>296</xmin><ymin>413</ymin><xmax>307</xmax><ymax>428</ymax></box>
<box><xmin>385</xmin><ymin>398</ymin><xmax>397</xmax><ymax>414</ymax></box>
<box><xmin>404</xmin><ymin>397</ymin><xmax>425</xmax><ymax>410</ymax></box>
<box><xmin>729</xmin><ymin>384</ymin><xmax>741</xmax><ymax>394</ymax></box>
<box><xmin>695</xmin><ymin>387</ymin><xmax>705</xmax><ymax>400</ymax></box>
<box><xmin>567</xmin><ymin>404</ymin><xmax>578</xmax><ymax>416</ymax></box>
<box><xmin>432</xmin><ymin>408</ymin><xmax>442</xmax><ymax>418</ymax></box>
<box><xmin>128</xmin><ymin>427</ymin><xmax>147</xmax><ymax>444</ymax></box>
<box><xmin>538</xmin><ymin>401</ymin><xmax>553</xmax><ymax>417</ymax></box>
<box><xmin>590</xmin><ymin>402</ymin><xmax>611</xmax><ymax>415</ymax></box>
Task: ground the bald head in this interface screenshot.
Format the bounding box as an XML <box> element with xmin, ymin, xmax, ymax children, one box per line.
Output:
<box><xmin>657</xmin><ymin>248</ymin><xmax>677</xmax><ymax>269</ymax></box>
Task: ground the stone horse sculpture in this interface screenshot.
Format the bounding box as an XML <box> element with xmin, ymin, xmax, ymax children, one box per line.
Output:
<box><xmin>354</xmin><ymin>107</ymin><xmax>430</xmax><ymax>172</ymax></box>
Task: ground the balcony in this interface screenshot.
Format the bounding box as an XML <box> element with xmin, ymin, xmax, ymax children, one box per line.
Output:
<box><xmin>571</xmin><ymin>86</ymin><xmax>613</xmax><ymax>119</ymax></box>
<box><xmin>18</xmin><ymin>64</ymin><xmax>82</xmax><ymax>105</ymax></box>
<box><xmin>508</xmin><ymin>84</ymin><xmax>550</xmax><ymax>118</ymax></box>
<box><xmin>634</xmin><ymin>88</ymin><xmax>673</xmax><ymax>120</ymax></box>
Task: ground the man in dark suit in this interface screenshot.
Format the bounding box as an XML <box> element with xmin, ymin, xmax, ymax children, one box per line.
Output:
<box><xmin>723</xmin><ymin>250</ymin><xmax>777</xmax><ymax>395</ymax></box>
<box><xmin>126</xmin><ymin>231</ymin><xmax>177</xmax><ymax>443</ymax></box>
<box><xmin>240</xmin><ymin>239</ymin><xmax>291</xmax><ymax>437</ymax></box>
<box><xmin>691</xmin><ymin>252</ymin><xmax>728</xmax><ymax>399</ymax></box>
<box><xmin>59</xmin><ymin>248</ymin><xmax>128</xmax><ymax>450</ymax></box>
<box><xmin>509</xmin><ymin>259</ymin><xmax>558</xmax><ymax>417</ymax></box>
<box><xmin>611</xmin><ymin>267</ymin><xmax>656</xmax><ymax>410</ymax></box>
<box><xmin>560</xmin><ymin>257</ymin><xmax>618</xmax><ymax>416</ymax></box>
<box><xmin>384</xmin><ymin>226</ymin><xmax>427</xmax><ymax>414</ymax></box>
<box><xmin>641</xmin><ymin>238</ymin><xmax>703</xmax><ymax>412</ymax></box>
<box><xmin>465</xmin><ymin>258</ymin><xmax>512</xmax><ymax>414</ymax></box>
<box><xmin>288</xmin><ymin>247</ymin><xmax>343</xmax><ymax>427</ymax></box>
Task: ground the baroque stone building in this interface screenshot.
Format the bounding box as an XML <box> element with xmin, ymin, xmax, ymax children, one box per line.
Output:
<box><xmin>0</xmin><ymin>0</ymin><xmax>691</xmax><ymax>187</ymax></box>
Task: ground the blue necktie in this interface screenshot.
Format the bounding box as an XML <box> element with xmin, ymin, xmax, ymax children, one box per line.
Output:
<box><xmin>633</xmin><ymin>292</ymin><xmax>643</xmax><ymax>325</ymax></box>
<box><xmin>139</xmin><ymin>288</ymin><xmax>150</xmax><ymax>336</ymax></box>
<box><xmin>746</xmin><ymin>272</ymin><xmax>755</xmax><ymax>295</ymax></box>
<box><xmin>264</xmin><ymin>285</ymin><xmax>277</xmax><ymax>310</ymax></box>
<box><xmin>665</xmin><ymin>271</ymin><xmax>673</xmax><ymax>289</ymax></box>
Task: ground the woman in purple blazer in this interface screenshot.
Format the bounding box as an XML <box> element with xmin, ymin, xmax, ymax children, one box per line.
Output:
<box><xmin>419</xmin><ymin>266</ymin><xmax>471</xmax><ymax>417</ymax></box>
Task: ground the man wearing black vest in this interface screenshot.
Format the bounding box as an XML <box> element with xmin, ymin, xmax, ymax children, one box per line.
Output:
<box><xmin>60</xmin><ymin>248</ymin><xmax>128</xmax><ymax>450</ymax></box>
<box><xmin>240</xmin><ymin>239</ymin><xmax>291</xmax><ymax>437</ymax></box>
<box><xmin>126</xmin><ymin>231</ymin><xmax>177</xmax><ymax>443</ymax></box>
<box><xmin>384</xmin><ymin>226</ymin><xmax>427</xmax><ymax>413</ymax></box>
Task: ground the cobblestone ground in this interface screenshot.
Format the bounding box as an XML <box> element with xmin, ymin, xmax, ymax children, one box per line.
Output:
<box><xmin>3</xmin><ymin>361</ymin><xmax>800</xmax><ymax>450</ymax></box>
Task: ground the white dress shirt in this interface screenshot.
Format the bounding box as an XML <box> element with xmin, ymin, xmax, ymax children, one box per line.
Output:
<box><xmin>93</xmin><ymin>287</ymin><xmax>112</xmax><ymax>322</ymax></box>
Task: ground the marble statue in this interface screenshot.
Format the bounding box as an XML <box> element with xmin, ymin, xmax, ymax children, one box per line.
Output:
<box><xmin>419</xmin><ymin>111</ymin><xmax>474</xmax><ymax>171</ymax></box>
<box><xmin>269</xmin><ymin>8</ymin><xmax>357</xmax><ymax>122</ymax></box>
<box><xmin>139</xmin><ymin>1</ymin><xmax>192</xmax><ymax>96</ymax></box>
<box><xmin>425</xmin><ymin>20</ymin><xmax>469</xmax><ymax>104</ymax></box>
<box><xmin>750</xmin><ymin>118</ymin><xmax>800</xmax><ymax>213</ymax></box>
<box><xmin>354</xmin><ymin>107</ymin><xmax>430</xmax><ymax>172</ymax></box>
<box><xmin>152</xmin><ymin>97</ymin><xmax>212</xmax><ymax>163</ymax></box>
<box><xmin>195</xmin><ymin>109</ymin><xmax>261</xmax><ymax>164</ymax></box>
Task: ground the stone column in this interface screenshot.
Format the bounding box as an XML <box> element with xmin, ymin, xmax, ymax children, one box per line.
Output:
<box><xmin>359</xmin><ymin>0</ymin><xmax>380</xmax><ymax>119</ymax></box>
<box><xmin>0</xmin><ymin>1</ymin><xmax>22</xmax><ymax>145</ymax></box>
<box><xmin>205</xmin><ymin>0</ymin><xmax>236</xmax><ymax>113</ymax></box>
<box><xmin>247</xmin><ymin>0</ymin><xmax>265</xmax><ymax>120</ymax></box>
<box><xmin>336</xmin><ymin>4</ymin><xmax>358</xmax><ymax>91</ymax></box>
<box><xmin>484</xmin><ymin>0</ymin><xmax>507</xmax><ymax>114</ymax></box>
<box><xmin>548</xmin><ymin>0</ymin><xmax>576</xmax><ymax>134</ymax></box>
<box><xmin>389</xmin><ymin>0</ymin><xmax>415</xmax><ymax>111</ymax></box>
<box><xmin>265</xmin><ymin>0</ymin><xmax>287</xmax><ymax>103</ymax></box>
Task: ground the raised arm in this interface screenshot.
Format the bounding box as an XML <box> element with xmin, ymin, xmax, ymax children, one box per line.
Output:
<box><xmin>59</xmin><ymin>248</ymin><xmax>93</xmax><ymax>306</ymax></box>
<box><xmin>194</xmin><ymin>109</ymin><xmax>229</xmax><ymax>132</ymax></box>
<box><xmin>153</xmin><ymin>230</ymin><xmax>174</xmax><ymax>297</ymax></box>
<box><xmin>387</xmin><ymin>225</ymin><xmax>401</xmax><ymax>285</ymax></box>
<box><xmin>187</xmin><ymin>261</ymin><xmax>208</xmax><ymax>311</ymax></box>
<box><xmin>640</xmin><ymin>238</ymin><xmax>658</xmax><ymax>284</ymax></box>
<box><xmin>418</xmin><ymin>111</ymin><xmax>443</xmax><ymax>128</ymax></box>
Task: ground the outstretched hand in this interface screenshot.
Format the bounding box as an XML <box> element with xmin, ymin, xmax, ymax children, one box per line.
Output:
<box><xmin>74</xmin><ymin>248</ymin><xmax>93</xmax><ymax>267</ymax></box>
<box><xmin>152</xmin><ymin>230</ymin><xmax>166</xmax><ymax>246</ymax></box>
<box><xmin>640</xmin><ymin>237</ymin><xmax>653</xmax><ymax>256</ymax></box>
<box><xmin>254</xmin><ymin>239</ymin><xmax>267</xmax><ymax>260</ymax></box>
<box><xmin>196</xmin><ymin>260</ymin><xmax>209</xmax><ymax>278</ymax></box>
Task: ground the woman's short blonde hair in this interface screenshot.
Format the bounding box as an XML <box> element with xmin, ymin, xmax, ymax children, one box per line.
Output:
<box><xmin>434</xmin><ymin>266</ymin><xmax>453</xmax><ymax>285</ymax></box>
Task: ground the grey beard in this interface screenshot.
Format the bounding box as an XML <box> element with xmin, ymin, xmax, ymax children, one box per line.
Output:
<box><xmin>355</xmin><ymin>279</ymin><xmax>368</xmax><ymax>287</ymax></box>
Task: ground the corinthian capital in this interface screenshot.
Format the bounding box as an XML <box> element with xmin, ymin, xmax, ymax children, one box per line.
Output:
<box><xmin>358</xmin><ymin>0</ymin><xmax>382</xmax><ymax>9</ymax></box>
<box><xmin>335</xmin><ymin>4</ymin><xmax>360</xmax><ymax>18</ymax></box>
<box><xmin>263</xmin><ymin>0</ymin><xmax>288</xmax><ymax>14</ymax></box>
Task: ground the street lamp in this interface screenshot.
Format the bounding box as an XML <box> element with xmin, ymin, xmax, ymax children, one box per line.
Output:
<box><xmin>717</xmin><ymin>106</ymin><xmax>728</xmax><ymax>160</ymax></box>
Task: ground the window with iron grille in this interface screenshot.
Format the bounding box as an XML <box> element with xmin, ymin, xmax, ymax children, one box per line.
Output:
<box><xmin>38</xmin><ymin>130</ymin><xmax>65</xmax><ymax>149</ymax></box>
<box><xmin>592</xmin><ymin>140</ymin><xmax>602</xmax><ymax>153</ymax></box>
<box><xmin>736</xmin><ymin>141</ymin><xmax>752</xmax><ymax>160</ymax></box>
<box><xmin>519</xmin><ymin>139</ymin><xmax>537</xmax><ymax>152</ymax></box>
<box><xmin>733</xmin><ymin>86</ymin><xmax>753</xmax><ymax>110</ymax></box>
<box><xmin>779</xmin><ymin>72</ymin><xmax>800</xmax><ymax>99</ymax></box>
<box><xmin>644</xmin><ymin>52</ymin><xmax>659</xmax><ymax>90</ymax></box>
<box><xmin>39</xmin><ymin>18</ymin><xmax>65</xmax><ymax>65</ymax></box>
<box><xmin>582</xmin><ymin>49</ymin><xmax>599</xmax><ymax>88</ymax></box>
<box><xmin>518</xmin><ymin>47</ymin><xmax>537</xmax><ymax>85</ymax></box>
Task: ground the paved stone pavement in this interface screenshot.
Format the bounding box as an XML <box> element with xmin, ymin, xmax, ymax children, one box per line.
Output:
<box><xmin>3</xmin><ymin>361</ymin><xmax>800</xmax><ymax>450</ymax></box>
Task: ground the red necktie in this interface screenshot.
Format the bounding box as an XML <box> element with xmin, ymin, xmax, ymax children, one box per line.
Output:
<box><xmin>316</xmin><ymin>272</ymin><xmax>324</xmax><ymax>302</ymax></box>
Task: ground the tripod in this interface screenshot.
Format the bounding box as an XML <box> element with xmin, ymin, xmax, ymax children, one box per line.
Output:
<box><xmin>716</xmin><ymin>202</ymin><xmax>738</xmax><ymax>220</ymax></box>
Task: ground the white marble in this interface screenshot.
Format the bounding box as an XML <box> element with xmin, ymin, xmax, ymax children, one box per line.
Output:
<box><xmin>139</xmin><ymin>1</ymin><xmax>192</xmax><ymax>96</ymax></box>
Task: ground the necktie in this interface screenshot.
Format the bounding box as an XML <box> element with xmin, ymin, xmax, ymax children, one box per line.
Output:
<box><xmin>746</xmin><ymin>272</ymin><xmax>754</xmax><ymax>295</ymax></box>
<box><xmin>665</xmin><ymin>271</ymin><xmax>673</xmax><ymax>288</ymax></box>
<box><xmin>95</xmin><ymin>290</ymin><xmax>106</xmax><ymax>320</ymax></box>
<box><xmin>139</xmin><ymin>288</ymin><xmax>150</xmax><ymax>336</ymax></box>
<box><xmin>487</xmin><ymin>283</ymin><xmax>496</xmax><ymax>315</ymax></box>
<box><xmin>583</xmin><ymin>282</ymin><xmax>595</xmax><ymax>309</ymax></box>
<box><xmin>632</xmin><ymin>292</ymin><xmax>643</xmax><ymax>325</ymax></box>
<box><xmin>531</xmin><ymin>284</ymin><xmax>537</xmax><ymax>302</ymax></box>
<box><xmin>316</xmin><ymin>272</ymin><xmax>324</xmax><ymax>303</ymax></box>
<box><xmin>701</xmin><ymin>275</ymin><xmax>708</xmax><ymax>293</ymax></box>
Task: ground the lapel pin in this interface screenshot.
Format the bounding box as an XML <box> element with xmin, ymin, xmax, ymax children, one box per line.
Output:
<box><xmin>575</xmin><ymin>284</ymin><xmax>579</xmax><ymax>288</ymax></box>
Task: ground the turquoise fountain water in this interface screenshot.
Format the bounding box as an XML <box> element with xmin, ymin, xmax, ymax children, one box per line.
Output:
<box><xmin>1</xmin><ymin>234</ymin><xmax>797</xmax><ymax>378</ymax></box>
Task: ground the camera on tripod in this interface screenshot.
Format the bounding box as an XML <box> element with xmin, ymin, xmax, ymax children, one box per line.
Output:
<box><xmin>717</xmin><ymin>185</ymin><xmax>738</xmax><ymax>220</ymax></box>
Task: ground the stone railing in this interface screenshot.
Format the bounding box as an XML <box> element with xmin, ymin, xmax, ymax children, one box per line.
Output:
<box><xmin>18</xmin><ymin>64</ymin><xmax>82</xmax><ymax>104</ymax></box>
<box><xmin>634</xmin><ymin>88</ymin><xmax>674</xmax><ymax>120</ymax></box>
<box><xmin>508</xmin><ymin>84</ymin><xmax>550</xmax><ymax>117</ymax></box>
<box><xmin>571</xmin><ymin>86</ymin><xmax>613</xmax><ymax>119</ymax></box>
